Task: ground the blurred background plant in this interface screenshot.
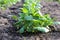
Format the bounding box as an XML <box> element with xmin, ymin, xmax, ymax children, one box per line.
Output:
<box><xmin>54</xmin><ymin>0</ymin><xmax>60</xmax><ymax>3</ymax></box>
<box><xmin>0</xmin><ymin>0</ymin><xmax>20</xmax><ymax>9</ymax></box>
<box><xmin>46</xmin><ymin>0</ymin><xmax>60</xmax><ymax>3</ymax></box>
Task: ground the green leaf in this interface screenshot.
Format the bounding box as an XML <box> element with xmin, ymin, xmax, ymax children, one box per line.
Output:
<box><xmin>22</xmin><ymin>7</ymin><xmax>28</xmax><ymax>13</ymax></box>
<box><xmin>34</xmin><ymin>27</ymin><xmax>49</xmax><ymax>32</ymax></box>
<box><xmin>27</xmin><ymin>27</ymin><xmax>32</xmax><ymax>32</ymax></box>
<box><xmin>19</xmin><ymin>13</ymin><xmax>25</xmax><ymax>18</ymax></box>
<box><xmin>19</xmin><ymin>27</ymin><xmax>24</xmax><ymax>33</ymax></box>
<box><xmin>12</xmin><ymin>15</ymin><xmax>18</xmax><ymax>20</ymax></box>
<box><xmin>54</xmin><ymin>22</ymin><xmax>60</xmax><ymax>25</ymax></box>
<box><xmin>25</xmin><ymin>15</ymin><xmax>33</xmax><ymax>20</ymax></box>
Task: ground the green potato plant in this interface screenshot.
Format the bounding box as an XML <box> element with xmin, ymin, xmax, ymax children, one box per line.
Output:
<box><xmin>46</xmin><ymin>0</ymin><xmax>60</xmax><ymax>3</ymax></box>
<box><xmin>54</xmin><ymin>0</ymin><xmax>60</xmax><ymax>3</ymax></box>
<box><xmin>0</xmin><ymin>0</ymin><xmax>20</xmax><ymax>9</ymax></box>
<box><xmin>13</xmin><ymin>0</ymin><xmax>54</xmax><ymax>33</ymax></box>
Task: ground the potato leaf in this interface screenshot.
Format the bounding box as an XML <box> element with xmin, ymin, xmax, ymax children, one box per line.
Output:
<box><xmin>22</xmin><ymin>8</ymin><xmax>28</xmax><ymax>13</ymax></box>
<box><xmin>54</xmin><ymin>22</ymin><xmax>60</xmax><ymax>25</ymax></box>
<box><xmin>24</xmin><ymin>15</ymin><xmax>33</xmax><ymax>20</ymax></box>
<box><xmin>12</xmin><ymin>15</ymin><xmax>18</xmax><ymax>20</ymax></box>
<box><xmin>34</xmin><ymin>27</ymin><xmax>49</xmax><ymax>32</ymax></box>
<box><xmin>19</xmin><ymin>26</ymin><xmax>25</xmax><ymax>33</ymax></box>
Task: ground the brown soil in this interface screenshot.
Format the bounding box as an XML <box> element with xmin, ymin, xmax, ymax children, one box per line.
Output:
<box><xmin>0</xmin><ymin>0</ymin><xmax>60</xmax><ymax>40</ymax></box>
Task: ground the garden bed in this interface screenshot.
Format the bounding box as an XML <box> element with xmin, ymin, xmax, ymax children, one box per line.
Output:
<box><xmin>0</xmin><ymin>0</ymin><xmax>60</xmax><ymax>40</ymax></box>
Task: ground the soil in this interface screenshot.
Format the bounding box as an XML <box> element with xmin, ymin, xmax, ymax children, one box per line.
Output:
<box><xmin>0</xmin><ymin>0</ymin><xmax>60</xmax><ymax>40</ymax></box>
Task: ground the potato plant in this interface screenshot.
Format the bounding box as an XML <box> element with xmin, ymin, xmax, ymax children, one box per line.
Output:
<box><xmin>13</xmin><ymin>0</ymin><xmax>54</xmax><ymax>33</ymax></box>
<box><xmin>46</xmin><ymin>0</ymin><xmax>60</xmax><ymax>3</ymax></box>
<box><xmin>54</xmin><ymin>0</ymin><xmax>60</xmax><ymax>3</ymax></box>
<box><xmin>0</xmin><ymin>0</ymin><xmax>20</xmax><ymax>9</ymax></box>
